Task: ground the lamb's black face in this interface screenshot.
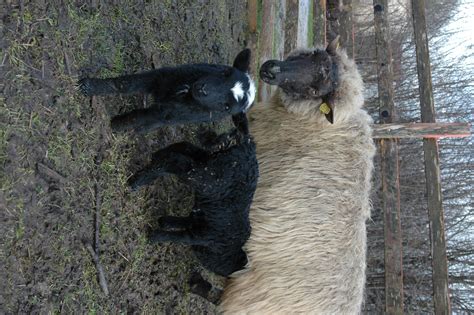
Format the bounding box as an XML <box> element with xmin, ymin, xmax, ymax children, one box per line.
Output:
<box><xmin>192</xmin><ymin>48</ymin><xmax>256</xmax><ymax>114</ymax></box>
<box><xmin>259</xmin><ymin>48</ymin><xmax>338</xmax><ymax>100</ymax></box>
<box><xmin>191</xmin><ymin>67</ymin><xmax>255</xmax><ymax>114</ymax></box>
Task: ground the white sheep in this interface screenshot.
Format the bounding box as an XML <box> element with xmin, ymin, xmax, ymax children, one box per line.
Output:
<box><xmin>219</xmin><ymin>39</ymin><xmax>376</xmax><ymax>314</ymax></box>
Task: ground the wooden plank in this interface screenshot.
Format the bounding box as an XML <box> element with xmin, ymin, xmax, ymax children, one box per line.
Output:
<box><xmin>297</xmin><ymin>0</ymin><xmax>311</xmax><ymax>47</ymax></box>
<box><xmin>339</xmin><ymin>0</ymin><xmax>354</xmax><ymax>57</ymax></box>
<box><xmin>411</xmin><ymin>1</ymin><xmax>451</xmax><ymax>314</ymax></box>
<box><xmin>313</xmin><ymin>0</ymin><xmax>326</xmax><ymax>47</ymax></box>
<box><xmin>373</xmin><ymin>1</ymin><xmax>404</xmax><ymax>314</ymax></box>
<box><xmin>372</xmin><ymin>122</ymin><xmax>471</xmax><ymax>139</ymax></box>
<box><xmin>285</xmin><ymin>0</ymin><xmax>299</xmax><ymax>54</ymax></box>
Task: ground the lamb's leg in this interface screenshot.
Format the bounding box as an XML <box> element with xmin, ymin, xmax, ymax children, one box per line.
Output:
<box><xmin>111</xmin><ymin>99</ymin><xmax>211</xmax><ymax>134</ymax></box>
<box><xmin>232</xmin><ymin>112</ymin><xmax>250</xmax><ymax>135</ymax></box>
<box><xmin>150</xmin><ymin>142</ymin><xmax>209</xmax><ymax>164</ymax></box>
<box><xmin>195</xmin><ymin>113</ymin><xmax>248</xmax><ymax>153</ymax></box>
<box><xmin>128</xmin><ymin>164</ymin><xmax>169</xmax><ymax>190</ymax></box>
<box><xmin>128</xmin><ymin>142</ymin><xmax>208</xmax><ymax>189</ymax></box>
<box><xmin>198</xmin><ymin>129</ymin><xmax>238</xmax><ymax>153</ymax></box>
<box><xmin>110</xmin><ymin>107</ymin><xmax>166</xmax><ymax>133</ymax></box>
<box><xmin>78</xmin><ymin>71</ymin><xmax>160</xmax><ymax>96</ymax></box>
<box><xmin>189</xmin><ymin>271</ymin><xmax>222</xmax><ymax>304</ymax></box>
<box><xmin>128</xmin><ymin>153</ymin><xmax>193</xmax><ymax>190</ymax></box>
<box><xmin>158</xmin><ymin>216</ymin><xmax>193</xmax><ymax>230</ymax></box>
<box><xmin>149</xmin><ymin>230</ymin><xmax>211</xmax><ymax>246</ymax></box>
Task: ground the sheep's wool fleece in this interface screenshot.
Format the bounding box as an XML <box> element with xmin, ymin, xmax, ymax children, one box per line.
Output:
<box><xmin>219</xmin><ymin>49</ymin><xmax>376</xmax><ymax>314</ymax></box>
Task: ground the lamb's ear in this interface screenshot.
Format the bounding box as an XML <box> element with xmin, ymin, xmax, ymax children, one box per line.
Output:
<box><xmin>233</xmin><ymin>48</ymin><xmax>251</xmax><ymax>72</ymax></box>
<box><xmin>326</xmin><ymin>35</ymin><xmax>340</xmax><ymax>56</ymax></box>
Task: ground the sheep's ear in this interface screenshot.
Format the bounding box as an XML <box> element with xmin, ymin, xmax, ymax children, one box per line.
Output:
<box><xmin>233</xmin><ymin>48</ymin><xmax>251</xmax><ymax>72</ymax></box>
<box><xmin>325</xmin><ymin>108</ymin><xmax>334</xmax><ymax>124</ymax></box>
<box><xmin>326</xmin><ymin>35</ymin><xmax>340</xmax><ymax>56</ymax></box>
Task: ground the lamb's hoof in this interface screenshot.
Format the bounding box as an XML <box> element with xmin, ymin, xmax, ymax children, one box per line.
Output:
<box><xmin>77</xmin><ymin>78</ymin><xmax>94</xmax><ymax>96</ymax></box>
<box><xmin>127</xmin><ymin>175</ymin><xmax>145</xmax><ymax>191</ymax></box>
<box><xmin>189</xmin><ymin>271</ymin><xmax>222</xmax><ymax>304</ymax></box>
<box><xmin>148</xmin><ymin>230</ymin><xmax>171</xmax><ymax>243</ymax></box>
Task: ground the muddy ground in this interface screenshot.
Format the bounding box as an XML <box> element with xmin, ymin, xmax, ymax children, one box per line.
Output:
<box><xmin>1</xmin><ymin>1</ymin><xmax>249</xmax><ymax>313</ymax></box>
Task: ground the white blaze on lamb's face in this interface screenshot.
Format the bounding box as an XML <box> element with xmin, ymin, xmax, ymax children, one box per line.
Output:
<box><xmin>245</xmin><ymin>74</ymin><xmax>256</xmax><ymax>111</ymax></box>
<box><xmin>230</xmin><ymin>75</ymin><xmax>256</xmax><ymax>112</ymax></box>
<box><xmin>231</xmin><ymin>81</ymin><xmax>245</xmax><ymax>102</ymax></box>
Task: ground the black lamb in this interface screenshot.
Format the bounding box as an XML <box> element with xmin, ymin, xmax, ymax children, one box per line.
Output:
<box><xmin>78</xmin><ymin>49</ymin><xmax>256</xmax><ymax>134</ymax></box>
<box><xmin>129</xmin><ymin>112</ymin><xmax>258</xmax><ymax>277</ymax></box>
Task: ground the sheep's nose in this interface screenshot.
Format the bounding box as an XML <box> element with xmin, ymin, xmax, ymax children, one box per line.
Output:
<box><xmin>259</xmin><ymin>60</ymin><xmax>281</xmax><ymax>82</ymax></box>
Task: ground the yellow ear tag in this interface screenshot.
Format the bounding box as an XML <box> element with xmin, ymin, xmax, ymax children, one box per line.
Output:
<box><xmin>319</xmin><ymin>102</ymin><xmax>331</xmax><ymax>115</ymax></box>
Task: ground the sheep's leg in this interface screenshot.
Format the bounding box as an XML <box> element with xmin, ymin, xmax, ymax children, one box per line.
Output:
<box><xmin>128</xmin><ymin>142</ymin><xmax>208</xmax><ymax>189</ymax></box>
<box><xmin>78</xmin><ymin>71</ymin><xmax>160</xmax><ymax>96</ymax></box>
<box><xmin>149</xmin><ymin>230</ymin><xmax>211</xmax><ymax>246</ymax></box>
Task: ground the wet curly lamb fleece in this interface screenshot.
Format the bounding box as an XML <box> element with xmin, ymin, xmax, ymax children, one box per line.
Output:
<box><xmin>220</xmin><ymin>39</ymin><xmax>375</xmax><ymax>314</ymax></box>
<box><xmin>129</xmin><ymin>113</ymin><xmax>258</xmax><ymax>277</ymax></box>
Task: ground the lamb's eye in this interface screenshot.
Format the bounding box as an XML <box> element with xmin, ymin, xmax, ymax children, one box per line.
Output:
<box><xmin>311</xmin><ymin>89</ymin><xmax>318</xmax><ymax>96</ymax></box>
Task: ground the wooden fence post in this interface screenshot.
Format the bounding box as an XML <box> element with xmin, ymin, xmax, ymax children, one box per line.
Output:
<box><xmin>313</xmin><ymin>0</ymin><xmax>326</xmax><ymax>46</ymax></box>
<box><xmin>340</xmin><ymin>0</ymin><xmax>354</xmax><ymax>57</ymax></box>
<box><xmin>411</xmin><ymin>1</ymin><xmax>451</xmax><ymax>313</ymax></box>
<box><xmin>297</xmin><ymin>0</ymin><xmax>312</xmax><ymax>47</ymax></box>
<box><xmin>373</xmin><ymin>1</ymin><xmax>404</xmax><ymax>313</ymax></box>
<box><xmin>285</xmin><ymin>0</ymin><xmax>299</xmax><ymax>54</ymax></box>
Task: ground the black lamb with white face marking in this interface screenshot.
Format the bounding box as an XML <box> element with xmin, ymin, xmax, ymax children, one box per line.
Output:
<box><xmin>78</xmin><ymin>49</ymin><xmax>256</xmax><ymax>133</ymax></box>
<box><xmin>129</xmin><ymin>113</ymin><xmax>258</xmax><ymax>277</ymax></box>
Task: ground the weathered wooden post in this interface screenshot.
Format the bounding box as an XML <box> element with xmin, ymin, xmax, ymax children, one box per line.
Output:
<box><xmin>411</xmin><ymin>1</ymin><xmax>451</xmax><ymax>313</ymax></box>
<box><xmin>313</xmin><ymin>0</ymin><xmax>326</xmax><ymax>46</ymax></box>
<box><xmin>373</xmin><ymin>1</ymin><xmax>404</xmax><ymax>313</ymax></box>
<box><xmin>339</xmin><ymin>0</ymin><xmax>354</xmax><ymax>57</ymax></box>
<box><xmin>285</xmin><ymin>0</ymin><xmax>300</xmax><ymax>54</ymax></box>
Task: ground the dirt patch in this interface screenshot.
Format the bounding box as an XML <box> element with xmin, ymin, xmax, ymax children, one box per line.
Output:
<box><xmin>0</xmin><ymin>1</ymin><xmax>248</xmax><ymax>313</ymax></box>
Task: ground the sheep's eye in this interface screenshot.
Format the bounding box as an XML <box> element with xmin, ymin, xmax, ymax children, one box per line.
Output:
<box><xmin>311</xmin><ymin>89</ymin><xmax>318</xmax><ymax>96</ymax></box>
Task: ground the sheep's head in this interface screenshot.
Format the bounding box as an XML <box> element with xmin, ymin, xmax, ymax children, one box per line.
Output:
<box><xmin>259</xmin><ymin>37</ymin><xmax>340</xmax><ymax>123</ymax></box>
<box><xmin>192</xmin><ymin>49</ymin><xmax>256</xmax><ymax>114</ymax></box>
